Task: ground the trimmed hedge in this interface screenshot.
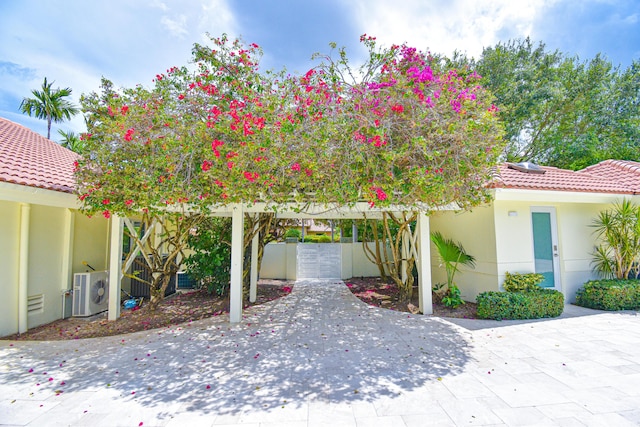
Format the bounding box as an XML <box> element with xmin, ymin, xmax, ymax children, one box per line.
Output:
<box><xmin>575</xmin><ymin>279</ymin><xmax>640</xmax><ymax>311</ymax></box>
<box><xmin>476</xmin><ymin>289</ymin><xmax>564</xmax><ymax>320</ymax></box>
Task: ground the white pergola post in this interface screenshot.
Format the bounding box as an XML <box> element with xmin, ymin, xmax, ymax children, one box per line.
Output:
<box><xmin>249</xmin><ymin>220</ymin><xmax>259</xmax><ymax>303</ymax></box>
<box><xmin>416</xmin><ymin>212</ymin><xmax>433</xmax><ymax>314</ymax></box>
<box><xmin>229</xmin><ymin>204</ymin><xmax>244</xmax><ymax>322</ymax></box>
<box><xmin>18</xmin><ymin>203</ymin><xmax>31</xmax><ymax>334</ymax></box>
<box><xmin>108</xmin><ymin>215</ymin><xmax>124</xmax><ymax>321</ymax></box>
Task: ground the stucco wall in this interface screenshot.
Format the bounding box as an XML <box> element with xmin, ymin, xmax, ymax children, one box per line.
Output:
<box><xmin>429</xmin><ymin>205</ymin><xmax>499</xmax><ymax>301</ymax></box>
<box><xmin>0</xmin><ymin>201</ymin><xmax>20</xmax><ymax>336</ymax></box>
<box><xmin>0</xmin><ymin>200</ymin><xmax>109</xmax><ymax>337</ymax></box>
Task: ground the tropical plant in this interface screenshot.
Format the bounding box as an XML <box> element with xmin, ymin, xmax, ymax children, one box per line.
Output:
<box><xmin>431</xmin><ymin>231</ymin><xmax>476</xmax><ymax>298</ymax></box>
<box><xmin>591</xmin><ymin>199</ymin><xmax>640</xmax><ymax>279</ymax></box>
<box><xmin>57</xmin><ymin>129</ymin><xmax>85</xmax><ymax>153</ymax></box>
<box><xmin>441</xmin><ymin>284</ymin><xmax>464</xmax><ymax>308</ymax></box>
<box><xmin>20</xmin><ymin>77</ymin><xmax>79</xmax><ymax>139</ymax></box>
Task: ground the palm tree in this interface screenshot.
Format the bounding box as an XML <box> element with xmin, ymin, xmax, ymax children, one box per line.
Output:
<box><xmin>591</xmin><ymin>199</ymin><xmax>640</xmax><ymax>279</ymax></box>
<box><xmin>57</xmin><ymin>129</ymin><xmax>85</xmax><ymax>154</ymax></box>
<box><xmin>20</xmin><ymin>77</ymin><xmax>79</xmax><ymax>139</ymax></box>
<box><xmin>431</xmin><ymin>231</ymin><xmax>476</xmax><ymax>295</ymax></box>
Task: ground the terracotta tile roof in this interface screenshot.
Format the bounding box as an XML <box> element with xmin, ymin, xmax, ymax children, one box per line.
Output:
<box><xmin>489</xmin><ymin>162</ymin><xmax>637</xmax><ymax>194</ymax></box>
<box><xmin>578</xmin><ymin>160</ymin><xmax>640</xmax><ymax>193</ymax></box>
<box><xmin>0</xmin><ymin>117</ymin><xmax>78</xmax><ymax>194</ymax></box>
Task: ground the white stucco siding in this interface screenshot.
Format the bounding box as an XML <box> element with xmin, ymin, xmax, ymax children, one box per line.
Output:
<box><xmin>26</xmin><ymin>205</ymin><xmax>67</xmax><ymax>329</ymax></box>
<box><xmin>72</xmin><ymin>212</ymin><xmax>109</xmax><ymax>275</ymax></box>
<box><xmin>493</xmin><ymin>201</ymin><xmax>537</xmax><ymax>282</ymax></box>
<box><xmin>0</xmin><ymin>201</ymin><xmax>20</xmax><ymax>337</ymax></box>
<box><xmin>430</xmin><ymin>205</ymin><xmax>499</xmax><ymax>301</ymax></box>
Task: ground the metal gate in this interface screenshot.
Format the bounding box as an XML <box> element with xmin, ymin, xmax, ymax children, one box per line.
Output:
<box><xmin>296</xmin><ymin>244</ymin><xmax>342</xmax><ymax>279</ymax></box>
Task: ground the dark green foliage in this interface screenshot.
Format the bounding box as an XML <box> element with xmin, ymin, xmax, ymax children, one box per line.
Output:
<box><xmin>183</xmin><ymin>217</ymin><xmax>231</xmax><ymax>296</ymax></box>
<box><xmin>575</xmin><ymin>279</ymin><xmax>640</xmax><ymax>311</ymax></box>
<box><xmin>502</xmin><ymin>272</ymin><xmax>545</xmax><ymax>292</ymax></box>
<box><xmin>284</xmin><ymin>228</ymin><xmax>302</xmax><ymax>240</ymax></box>
<box><xmin>476</xmin><ymin>289</ymin><xmax>564</xmax><ymax>320</ymax></box>
<box><xmin>442</xmin><ymin>284</ymin><xmax>465</xmax><ymax>308</ymax></box>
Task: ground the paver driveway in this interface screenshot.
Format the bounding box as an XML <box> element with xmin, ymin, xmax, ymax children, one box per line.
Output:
<box><xmin>1</xmin><ymin>280</ymin><xmax>639</xmax><ymax>426</ymax></box>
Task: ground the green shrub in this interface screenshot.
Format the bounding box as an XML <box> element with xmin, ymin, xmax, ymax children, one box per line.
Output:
<box><xmin>503</xmin><ymin>272</ymin><xmax>545</xmax><ymax>292</ymax></box>
<box><xmin>476</xmin><ymin>289</ymin><xmax>564</xmax><ymax>320</ymax></box>
<box><xmin>442</xmin><ymin>284</ymin><xmax>465</xmax><ymax>308</ymax></box>
<box><xmin>317</xmin><ymin>234</ymin><xmax>332</xmax><ymax>243</ymax></box>
<box><xmin>575</xmin><ymin>279</ymin><xmax>640</xmax><ymax>311</ymax></box>
<box><xmin>303</xmin><ymin>235</ymin><xmax>320</xmax><ymax>243</ymax></box>
<box><xmin>284</xmin><ymin>228</ymin><xmax>302</xmax><ymax>240</ymax></box>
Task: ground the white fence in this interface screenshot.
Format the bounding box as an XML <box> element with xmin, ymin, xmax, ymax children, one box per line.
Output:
<box><xmin>260</xmin><ymin>242</ymin><xmax>381</xmax><ymax>280</ymax></box>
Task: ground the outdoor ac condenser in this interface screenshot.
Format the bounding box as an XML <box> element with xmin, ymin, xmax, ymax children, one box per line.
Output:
<box><xmin>72</xmin><ymin>271</ymin><xmax>109</xmax><ymax>317</ymax></box>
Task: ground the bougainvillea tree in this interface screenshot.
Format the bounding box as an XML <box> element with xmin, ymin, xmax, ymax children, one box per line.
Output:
<box><xmin>77</xmin><ymin>34</ymin><xmax>504</xmax><ymax>307</ymax></box>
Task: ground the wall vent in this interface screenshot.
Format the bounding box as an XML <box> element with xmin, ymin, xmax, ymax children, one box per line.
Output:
<box><xmin>27</xmin><ymin>294</ymin><xmax>44</xmax><ymax>315</ymax></box>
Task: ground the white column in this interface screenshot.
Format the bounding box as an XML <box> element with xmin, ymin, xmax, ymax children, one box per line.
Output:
<box><xmin>61</xmin><ymin>209</ymin><xmax>75</xmax><ymax>291</ymax></box>
<box><xmin>401</xmin><ymin>229</ymin><xmax>409</xmax><ymax>284</ymax></box>
<box><xmin>249</xmin><ymin>222</ymin><xmax>259</xmax><ymax>303</ymax></box>
<box><xmin>18</xmin><ymin>203</ymin><xmax>30</xmax><ymax>334</ymax></box>
<box><xmin>229</xmin><ymin>204</ymin><xmax>244</xmax><ymax>323</ymax></box>
<box><xmin>108</xmin><ymin>215</ymin><xmax>124</xmax><ymax>321</ymax></box>
<box><xmin>416</xmin><ymin>212</ymin><xmax>433</xmax><ymax>315</ymax></box>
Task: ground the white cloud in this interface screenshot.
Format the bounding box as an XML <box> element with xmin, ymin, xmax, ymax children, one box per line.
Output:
<box><xmin>161</xmin><ymin>15</ymin><xmax>189</xmax><ymax>38</ymax></box>
<box><xmin>348</xmin><ymin>0</ymin><xmax>558</xmax><ymax>58</ymax></box>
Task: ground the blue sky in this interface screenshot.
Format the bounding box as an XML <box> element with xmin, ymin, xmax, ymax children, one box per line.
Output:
<box><xmin>1</xmin><ymin>0</ymin><xmax>638</xmax><ymax>140</ymax></box>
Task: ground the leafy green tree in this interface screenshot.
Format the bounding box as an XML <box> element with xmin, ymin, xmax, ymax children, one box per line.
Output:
<box><xmin>20</xmin><ymin>77</ymin><xmax>79</xmax><ymax>139</ymax></box>
<box><xmin>467</xmin><ymin>39</ymin><xmax>639</xmax><ymax>170</ymax></box>
<box><xmin>591</xmin><ymin>199</ymin><xmax>640</xmax><ymax>280</ymax></box>
<box><xmin>77</xmin><ymin>34</ymin><xmax>504</xmax><ymax>306</ymax></box>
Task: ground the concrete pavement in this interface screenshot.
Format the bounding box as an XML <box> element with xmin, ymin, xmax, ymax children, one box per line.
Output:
<box><xmin>1</xmin><ymin>280</ymin><xmax>639</xmax><ymax>426</ymax></box>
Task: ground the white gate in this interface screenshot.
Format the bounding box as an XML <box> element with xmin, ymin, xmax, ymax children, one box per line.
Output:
<box><xmin>296</xmin><ymin>244</ymin><xmax>342</xmax><ymax>279</ymax></box>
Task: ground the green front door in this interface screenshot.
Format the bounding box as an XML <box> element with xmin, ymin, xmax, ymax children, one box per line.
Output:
<box><xmin>531</xmin><ymin>208</ymin><xmax>559</xmax><ymax>289</ymax></box>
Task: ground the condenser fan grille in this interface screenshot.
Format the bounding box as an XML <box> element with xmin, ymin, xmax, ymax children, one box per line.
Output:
<box><xmin>91</xmin><ymin>279</ymin><xmax>107</xmax><ymax>304</ymax></box>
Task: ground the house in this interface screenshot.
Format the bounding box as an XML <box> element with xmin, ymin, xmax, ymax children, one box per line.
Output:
<box><xmin>0</xmin><ymin>117</ymin><xmax>109</xmax><ymax>337</ymax></box>
<box><xmin>429</xmin><ymin>161</ymin><xmax>640</xmax><ymax>303</ymax></box>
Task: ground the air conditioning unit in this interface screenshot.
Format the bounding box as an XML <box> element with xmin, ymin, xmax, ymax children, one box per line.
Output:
<box><xmin>72</xmin><ymin>271</ymin><xmax>109</xmax><ymax>317</ymax></box>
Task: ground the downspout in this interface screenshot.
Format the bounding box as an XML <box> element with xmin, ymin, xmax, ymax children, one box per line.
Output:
<box><xmin>18</xmin><ymin>203</ymin><xmax>31</xmax><ymax>334</ymax></box>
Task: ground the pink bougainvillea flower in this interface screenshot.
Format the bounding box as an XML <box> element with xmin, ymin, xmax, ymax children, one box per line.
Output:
<box><xmin>124</xmin><ymin>128</ymin><xmax>135</xmax><ymax>142</ymax></box>
<box><xmin>391</xmin><ymin>104</ymin><xmax>404</xmax><ymax>113</ymax></box>
<box><xmin>201</xmin><ymin>160</ymin><xmax>212</xmax><ymax>172</ymax></box>
<box><xmin>227</xmin><ymin>161</ymin><xmax>234</xmax><ymax>170</ymax></box>
<box><xmin>178</xmin><ymin>94</ymin><xmax>185</xmax><ymax>100</ymax></box>
<box><xmin>125</xmin><ymin>199</ymin><xmax>133</xmax><ymax>207</ymax></box>
<box><xmin>244</xmin><ymin>171</ymin><xmax>259</xmax><ymax>182</ymax></box>
<box><xmin>291</xmin><ymin>163</ymin><xmax>301</xmax><ymax>172</ymax></box>
<box><xmin>374</xmin><ymin>187</ymin><xmax>388</xmax><ymax>201</ymax></box>
<box><xmin>102</xmin><ymin>210</ymin><xmax>111</xmax><ymax>219</ymax></box>
<box><xmin>102</xmin><ymin>198</ymin><xmax>110</xmax><ymax>205</ymax></box>
<box><xmin>121</xmin><ymin>105</ymin><xmax>129</xmax><ymax>115</ymax></box>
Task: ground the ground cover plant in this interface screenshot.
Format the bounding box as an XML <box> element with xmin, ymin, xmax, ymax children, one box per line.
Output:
<box><xmin>3</xmin><ymin>281</ymin><xmax>293</xmax><ymax>341</ymax></box>
<box><xmin>345</xmin><ymin>277</ymin><xmax>478</xmax><ymax>319</ymax></box>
